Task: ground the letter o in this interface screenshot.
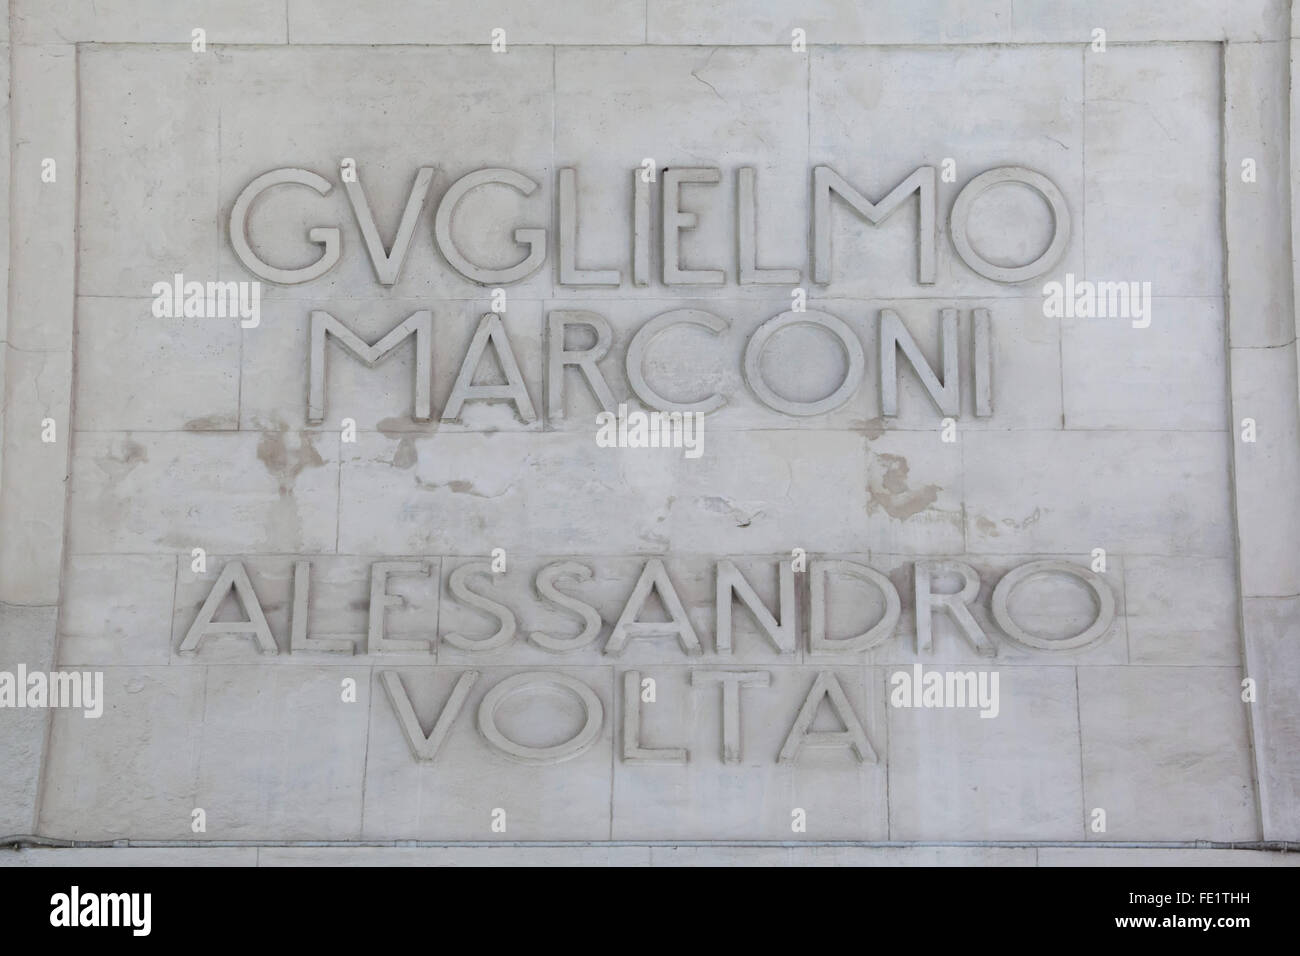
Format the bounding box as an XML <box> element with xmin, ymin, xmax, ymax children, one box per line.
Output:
<box><xmin>477</xmin><ymin>672</ymin><xmax>604</xmax><ymax>764</ymax></box>
<box><xmin>991</xmin><ymin>560</ymin><xmax>1115</xmax><ymax>651</ymax></box>
<box><xmin>743</xmin><ymin>310</ymin><xmax>865</xmax><ymax>416</ymax></box>
<box><xmin>949</xmin><ymin>166</ymin><xmax>1070</xmax><ymax>283</ymax></box>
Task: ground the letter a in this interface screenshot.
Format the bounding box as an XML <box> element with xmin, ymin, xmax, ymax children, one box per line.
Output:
<box><xmin>778</xmin><ymin>671</ymin><xmax>876</xmax><ymax>763</ymax></box>
<box><xmin>178</xmin><ymin>561</ymin><xmax>277</xmax><ymax>655</ymax></box>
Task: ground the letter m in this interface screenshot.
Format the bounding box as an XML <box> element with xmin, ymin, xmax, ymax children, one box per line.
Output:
<box><xmin>812</xmin><ymin>166</ymin><xmax>936</xmax><ymax>285</ymax></box>
<box><xmin>308</xmin><ymin>310</ymin><xmax>432</xmax><ymax>423</ymax></box>
<box><xmin>1095</xmin><ymin>281</ymin><xmax>1131</xmax><ymax>318</ymax></box>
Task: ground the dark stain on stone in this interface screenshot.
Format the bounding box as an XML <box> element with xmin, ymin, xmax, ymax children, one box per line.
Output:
<box><xmin>868</xmin><ymin>453</ymin><xmax>941</xmax><ymax>521</ymax></box>
<box><xmin>377</xmin><ymin>416</ymin><xmax>416</xmax><ymax>439</ymax></box>
<box><xmin>392</xmin><ymin>437</ymin><xmax>417</xmax><ymax>469</ymax></box>
<box><xmin>414</xmin><ymin>477</ymin><xmax>506</xmax><ymax>499</ymax></box>
<box><xmin>113</xmin><ymin>440</ymin><xmax>148</xmax><ymax>466</ymax></box>
<box><xmin>184</xmin><ymin>415</ymin><xmax>235</xmax><ymax>431</ymax></box>
<box><xmin>257</xmin><ymin>431</ymin><xmax>325</xmax><ymax>487</ymax></box>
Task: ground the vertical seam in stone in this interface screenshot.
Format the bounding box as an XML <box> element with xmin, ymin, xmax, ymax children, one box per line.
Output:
<box><xmin>192</xmin><ymin>667</ymin><xmax>209</xmax><ymax>829</ymax></box>
<box><xmin>1221</xmin><ymin>38</ymin><xmax>1268</xmax><ymax>841</ymax></box>
<box><xmin>958</xmin><ymin>429</ymin><xmax>967</xmax><ymax>552</ymax></box>
<box><xmin>1080</xmin><ymin>42</ymin><xmax>1087</xmax><ymax>286</ymax></box>
<box><xmin>550</xmin><ymin>46</ymin><xmax>557</xmax><ymax>302</ymax></box>
<box><xmin>334</xmin><ymin>430</ymin><xmax>342</xmax><ymax>552</ymax></box>
<box><xmin>358</xmin><ymin>663</ymin><xmax>374</xmax><ymax>839</ymax></box>
<box><xmin>165</xmin><ymin>554</ymin><xmax>180</xmax><ymax>665</ymax></box>
<box><xmin>1073</xmin><ymin>666</ymin><xmax>1085</xmax><ymax>840</ymax></box>
<box><xmin>608</xmin><ymin>664</ymin><xmax>615</xmax><ymax>840</ymax></box>
<box><xmin>32</xmin><ymin>41</ymin><xmax>82</xmax><ymax>838</ymax></box>
<box><xmin>1119</xmin><ymin>557</ymin><xmax>1131</xmax><ymax>664</ymax></box>
<box><xmin>880</xmin><ymin>664</ymin><xmax>890</xmax><ymax>841</ymax></box>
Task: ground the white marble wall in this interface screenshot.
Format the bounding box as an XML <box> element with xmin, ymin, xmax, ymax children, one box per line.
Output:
<box><xmin>2</xmin><ymin>0</ymin><xmax>1297</xmax><ymax>861</ymax></box>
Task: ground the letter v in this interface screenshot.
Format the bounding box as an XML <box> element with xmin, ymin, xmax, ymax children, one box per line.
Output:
<box><xmin>380</xmin><ymin>670</ymin><xmax>479</xmax><ymax>762</ymax></box>
<box><xmin>345</xmin><ymin>167</ymin><xmax>435</xmax><ymax>285</ymax></box>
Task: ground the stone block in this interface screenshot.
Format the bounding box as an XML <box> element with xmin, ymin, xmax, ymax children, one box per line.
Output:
<box><xmin>811</xmin><ymin>44</ymin><xmax>1083</xmax><ymax>298</ymax></box>
<box><xmin>78</xmin><ymin>46</ymin><xmax>219</xmax><ymax>298</ymax></box>
<box><xmin>1061</xmin><ymin>298</ymin><xmax>1226</xmax><ymax>430</ymax></box>
<box><xmin>59</xmin><ymin>555</ymin><xmax>178</xmax><ymax>667</ymax></box>
<box><xmin>1085</xmin><ymin>44</ymin><xmax>1222</xmax><ymax>296</ymax></box>
<box><xmin>288</xmin><ymin>0</ymin><xmax>645</xmax><ymax>44</ymax></box>
<box><xmin>887</xmin><ymin>665</ymin><xmax>1083</xmax><ymax>840</ymax></box>
<box><xmin>1124</xmin><ymin>557</ymin><xmax>1240</xmax><ymax>665</ymax></box>
<box><xmin>67</xmin><ymin>431</ymin><xmax>340</xmax><ymax>555</ymax></box>
<box><xmin>193</xmin><ymin>665</ymin><xmax>370</xmax><ymax>839</ymax></box>
<box><xmin>1078</xmin><ymin>666</ymin><xmax>1257</xmax><ymax>841</ymax></box>
<box><xmin>73</xmin><ymin>298</ymin><xmax>240</xmax><ymax>432</ymax></box>
<box><xmin>964</xmin><ymin>430</ymin><xmax>1233</xmax><ymax>556</ymax></box>
<box><xmin>360</xmin><ymin>666</ymin><xmax>615</xmax><ymax>840</ymax></box>
<box><xmin>37</xmin><ymin>667</ymin><xmax>205</xmax><ymax>840</ymax></box>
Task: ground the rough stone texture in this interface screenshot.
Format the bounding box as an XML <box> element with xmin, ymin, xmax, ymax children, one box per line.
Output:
<box><xmin>0</xmin><ymin>606</ymin><xmax>56</xmax><ymax>835</ymax></box>
<box><xmin>0</xmin><ymin>44</ymin><xmax>75</xmax><ymax>604</ymax></box>
<box><xmin>1241</xmin><ymin>596</ymin><xmax>1300</xmax><ymax>838</ymax></box>
<box><xmin>1078</xmin><ymin>667</ymin><xmax>1257</xmax><ymax>841</ymax></box>
<box><xmin>648</xmin><ymin>0</ymin><xmax>1288</xmax><ymax>44</ymax></box>
<box><xmin>12</xmin><ymin>1</ymin><xmax>287</xmax><ymax>44</ymax></box>
<box><xmin>0</xmin><ymin>1</ymin><xmax>1297</xmax><ymax>861</ymax></box>
<box><xmin>4</xmin><ymin>845</ymin><xmax>1298</xmax><ymax>866</ymax></box>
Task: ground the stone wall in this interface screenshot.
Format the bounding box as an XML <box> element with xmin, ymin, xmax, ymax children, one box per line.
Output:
<box><xmin>1</xmin><ymin>0</ymin><xmax>1298</xmax><ymax>865</ymax></box>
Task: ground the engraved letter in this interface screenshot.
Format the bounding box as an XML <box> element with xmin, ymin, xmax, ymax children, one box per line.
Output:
<box><xmin>345</xmin><ymin>165</ymin><xmax>435</xmax><ymax>285</ymax></box>
<box><xmin>230</xmin><ymin>168</ymin><xmax>341</xmax><ymax>284</ymax></box>
<box><xmin>434</xmin><ymin>168</ymin><xmax>546</xmax><ymax>284</ymax></box>
<box><xmin>626</xmin><ymin>309</ymin><xmax>728</xmax><ymax>414</ymax></box>
<box><xmin>179</xmin><ymin>561</ymin><xmax>277</xmax><ymax>655</ymax></box>
<box><xmin>605</xmin><ymin>558</ymin><xmax>703</xmax><ymax>656</ymax></box>
<box><xmin>809</xmin><ymin>560</ymin><xmax>901</xmax><ymax>653</ymax></box>
<box><xmin>991</xmin><ymin>560</ymin><xmax>1116</xmax><ymax>651</ymax></box>
<box><xmin>531</xmin><ymin>561</ymin><xmax>604</xmax><ymax>652</ymax></box>
<box><xmin>547</xmin><ymin>310</ymin><xmax>617</xmax><ymax>419</ymax></box>
<box><xmin>478</xmin><ymin>672</ymin><xmax>604</xmax><ymax>764</ymax></box>
<box><xmin>308</xmin><ymin>310</ymin><xmax>432</xmax><ymax>424</ymax></box>
<box><xmin>737</xmin><ymin>167</ymin><xmax>800</xmax><ymax>284</ymax></box>
<box><xmin>442</xmin><ymin>561</ymin><xmax>517</xmax><ymax>652</ymax></box>
<box><xmin>812</xmin><ymin>165</ymin><xmax>935</xmax><ymax>285</ymax></box>
<box><xmin>381</xmin><ymin>670</ymin><xmax>478</xmax><ymax>762</ymax></box>
<box><xmin>691</xmin><ymin>670</ymin><xmax>770</xmax><ymax>764</ymax></box>
<box><xmin>622</xmin><ymin>671</ymin><xmax>688</xmax><ymax>764</ymax></box>
<box><xmin>879</xmin><ymin>308</ymin><xmax>958</xmax><ymax>417</ymax></box>
<box><xmin>442</xmin><ymin>313</ymin><xmax>537</xmax><ymax>423</ymax></box>
<box><xmin>369</xmin><ymin>561</ymin><xmax>434</xmax><ymax>654</ymax></box>
<box><xmin>557</xmin><ymin>167</ymin><xmax>620</xmax><ymax>286</ymax></box>
<box><xmin>914</xmin><ymin>560</ymin><xmax>995</xmax><ymax>656</ymax></box>
<box><xmin>715</xmin><ymin>559</ymin><xmax>796</xmax><ymax>655</ymax></box>
<box><xmin>663</xmin><ymin>167</ymin><xmax>724</xmax><ymax>285</ymax></box>
<box><xmin>778</xmin><ymin>671</ymin><xmax>876</xmax><ymax>763</ymax></box>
